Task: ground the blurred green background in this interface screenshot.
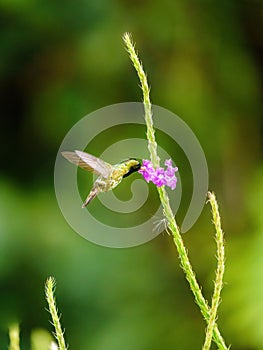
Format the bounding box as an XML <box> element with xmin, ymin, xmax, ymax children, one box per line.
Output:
<box><xmin>1</xmin><ymin>0</ymin><xmax>263</xmax><ymax>349</ymax></box>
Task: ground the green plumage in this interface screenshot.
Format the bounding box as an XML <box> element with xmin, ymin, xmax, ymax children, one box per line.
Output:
<box><xmin>62</xmin><ymin>151</ymin><xmax>141</xmax><ymax>207</ymax></box>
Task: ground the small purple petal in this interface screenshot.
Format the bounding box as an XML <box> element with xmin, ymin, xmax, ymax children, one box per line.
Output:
<box><xmin>165</xmin><ymin>159</ymin><xmax>173</xmax><ymax>167</ymax></box>
<box><xmin>165</xmin><ymin>175</ymin><xmax>177</xmax><ymax>190</ymax></box>
<box><xmin>155</xmin><ymin>167</ymin><xmax>165</xmax><ymax>175</ymax></box>
<box><xmin>153</xmin><ymin>170</ymin><xmax>166</xmax><ymax>187</ymax></box>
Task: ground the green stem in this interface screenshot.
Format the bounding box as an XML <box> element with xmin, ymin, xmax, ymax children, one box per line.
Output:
<box><xmin>159</xmin><ymin>187</ymin><xmax>227</xmax><ymax>349</ymax></box>
<box><xmin>123</xmin><ymin>32</ymin><xmax>228</xmax><ymax>350</ymax></box>
<box><xmin>9</xmin><ymin>324</ymin><xmax>20</xmax><ymax>350</ymax></box>
<box><xmin>203</xmin><ymin>192</ymin><xmax>226</xmax><ymax>350</ymax></box>
<box><xmin>45</xmin><ymin>277</ymin><xmax>67</xmax><ymax>350</ymax></box>
<box><xmin>122</xmin><ymin>32</ymin><xmax>160</xmax><ymax>168</ymax></box>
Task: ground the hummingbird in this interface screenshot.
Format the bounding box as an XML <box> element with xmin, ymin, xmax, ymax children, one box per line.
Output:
<box><xmin>62</xmin><ymin>150</ymin><xmax>141</xmax><ymax>207</ymax></box>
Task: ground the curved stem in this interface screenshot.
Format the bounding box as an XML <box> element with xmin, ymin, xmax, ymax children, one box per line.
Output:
<box><xmin>9</xmin><ymin>324</ymin><xmax>20</xmax><ymax>350</ymax></box>
<box><xmin>123</xmin><ymin>32</ymin><xmax>228</xmax><ymax>350</ymax></box>
<box><xmin>203</xmin><ymin>192</ymin><xmax>226</xmax><ymax>350</ymax></box>
<box><xmin>45</xmin><ymin>277</ymin><xmax>67</xmax><ymax>350</ymax></box>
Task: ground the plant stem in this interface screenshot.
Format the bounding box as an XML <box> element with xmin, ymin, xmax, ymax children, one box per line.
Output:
<box><xmin>159</xmin><ymin>186</ymin><xmax>227</xmax><ymax>349</ymax></box>
<box><xmin>203</xmin><ymin>192</ymin><xmax>226</xmax><ymax>350</ymax></box>
<box><xmin>123</xmin><ymin>32</ymin><xmax>228</xmax><ymax>350</ymax></box>
<box><xmin>9</xmin><ymin>324</ymin><xmax>20</xmax><ymax>350</ymax></box>
<box><xmin>45</xmin><ymin>277</ymin><xmax>67</xmax><ymax>350</ymax></box>
<box><xmin>122</xmin><ymin>32</ymin><xmax>160</xmax><ymax>168</ymax></box>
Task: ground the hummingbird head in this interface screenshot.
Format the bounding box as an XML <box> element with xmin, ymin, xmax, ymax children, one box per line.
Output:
<box><xmin>122</xmin><ymin>158</ymin><xmax>141</xmax><ymax>178</ymax></box>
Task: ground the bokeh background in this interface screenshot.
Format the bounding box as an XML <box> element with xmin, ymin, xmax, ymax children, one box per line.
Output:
<box><xmin>1</xmin><ymin>1</ymin><xmax>263</xmax><ymax>349</ymax></box>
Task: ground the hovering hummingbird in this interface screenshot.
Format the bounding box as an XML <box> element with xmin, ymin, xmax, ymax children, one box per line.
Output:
<box><xmin>62</xmin><ymin>150</ymin><xmax>141</xmax><ymax>207</ymax></box>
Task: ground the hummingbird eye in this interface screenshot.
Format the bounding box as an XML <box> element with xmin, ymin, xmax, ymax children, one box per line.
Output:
<box><xmin>123</xmin><ymin>160</ymin><xmax>141</xmax><ymax>178</ymax></box>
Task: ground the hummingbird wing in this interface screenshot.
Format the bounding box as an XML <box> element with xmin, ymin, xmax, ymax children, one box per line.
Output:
<box><xmin>61</xmin><ymin>150</ymin><xmax>112</xmax><ymax>178</ymax></box>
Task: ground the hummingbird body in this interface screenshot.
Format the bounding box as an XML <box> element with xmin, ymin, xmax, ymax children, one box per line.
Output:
<box><xmin>62</xmin><ymin>150</ymin><xmax>141</xmax><ymax>207</ymax></box>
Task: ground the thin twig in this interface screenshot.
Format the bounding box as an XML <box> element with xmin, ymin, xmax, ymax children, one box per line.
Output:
<box><xmin>9</xmin><ymin>324</ymin><xmax>20</xmax><ymax>350</ymax></box>
<box><xmin>203</xmin><ymin>192</ymin><xmax>226</xmax><ymax>350</ymax></box>
<box><xmin>45</xmin><ymin>277</ymin><xmax>67</xmax><ymax>350</ymax></box>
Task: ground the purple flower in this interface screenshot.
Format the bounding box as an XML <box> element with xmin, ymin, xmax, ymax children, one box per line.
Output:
<box><xmin>153</xmin><ymin>167</ymin><xmax>166</xmax><ymax>187</ymax></box>
<box><xmin>138</xmin><ymin>159</ymin><xmax>178</xmax><ymax>189</ymax></box>
<box><xmin>138</xmin><ymin>159</ymin><xmax>156</xmax><ymax>183</ymax></box>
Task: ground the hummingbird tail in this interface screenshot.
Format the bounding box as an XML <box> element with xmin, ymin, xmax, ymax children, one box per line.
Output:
<box><xmin>82</xmin><ymin>189</ymin><xmax>99</xmax><ymax>208</ymax></box>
